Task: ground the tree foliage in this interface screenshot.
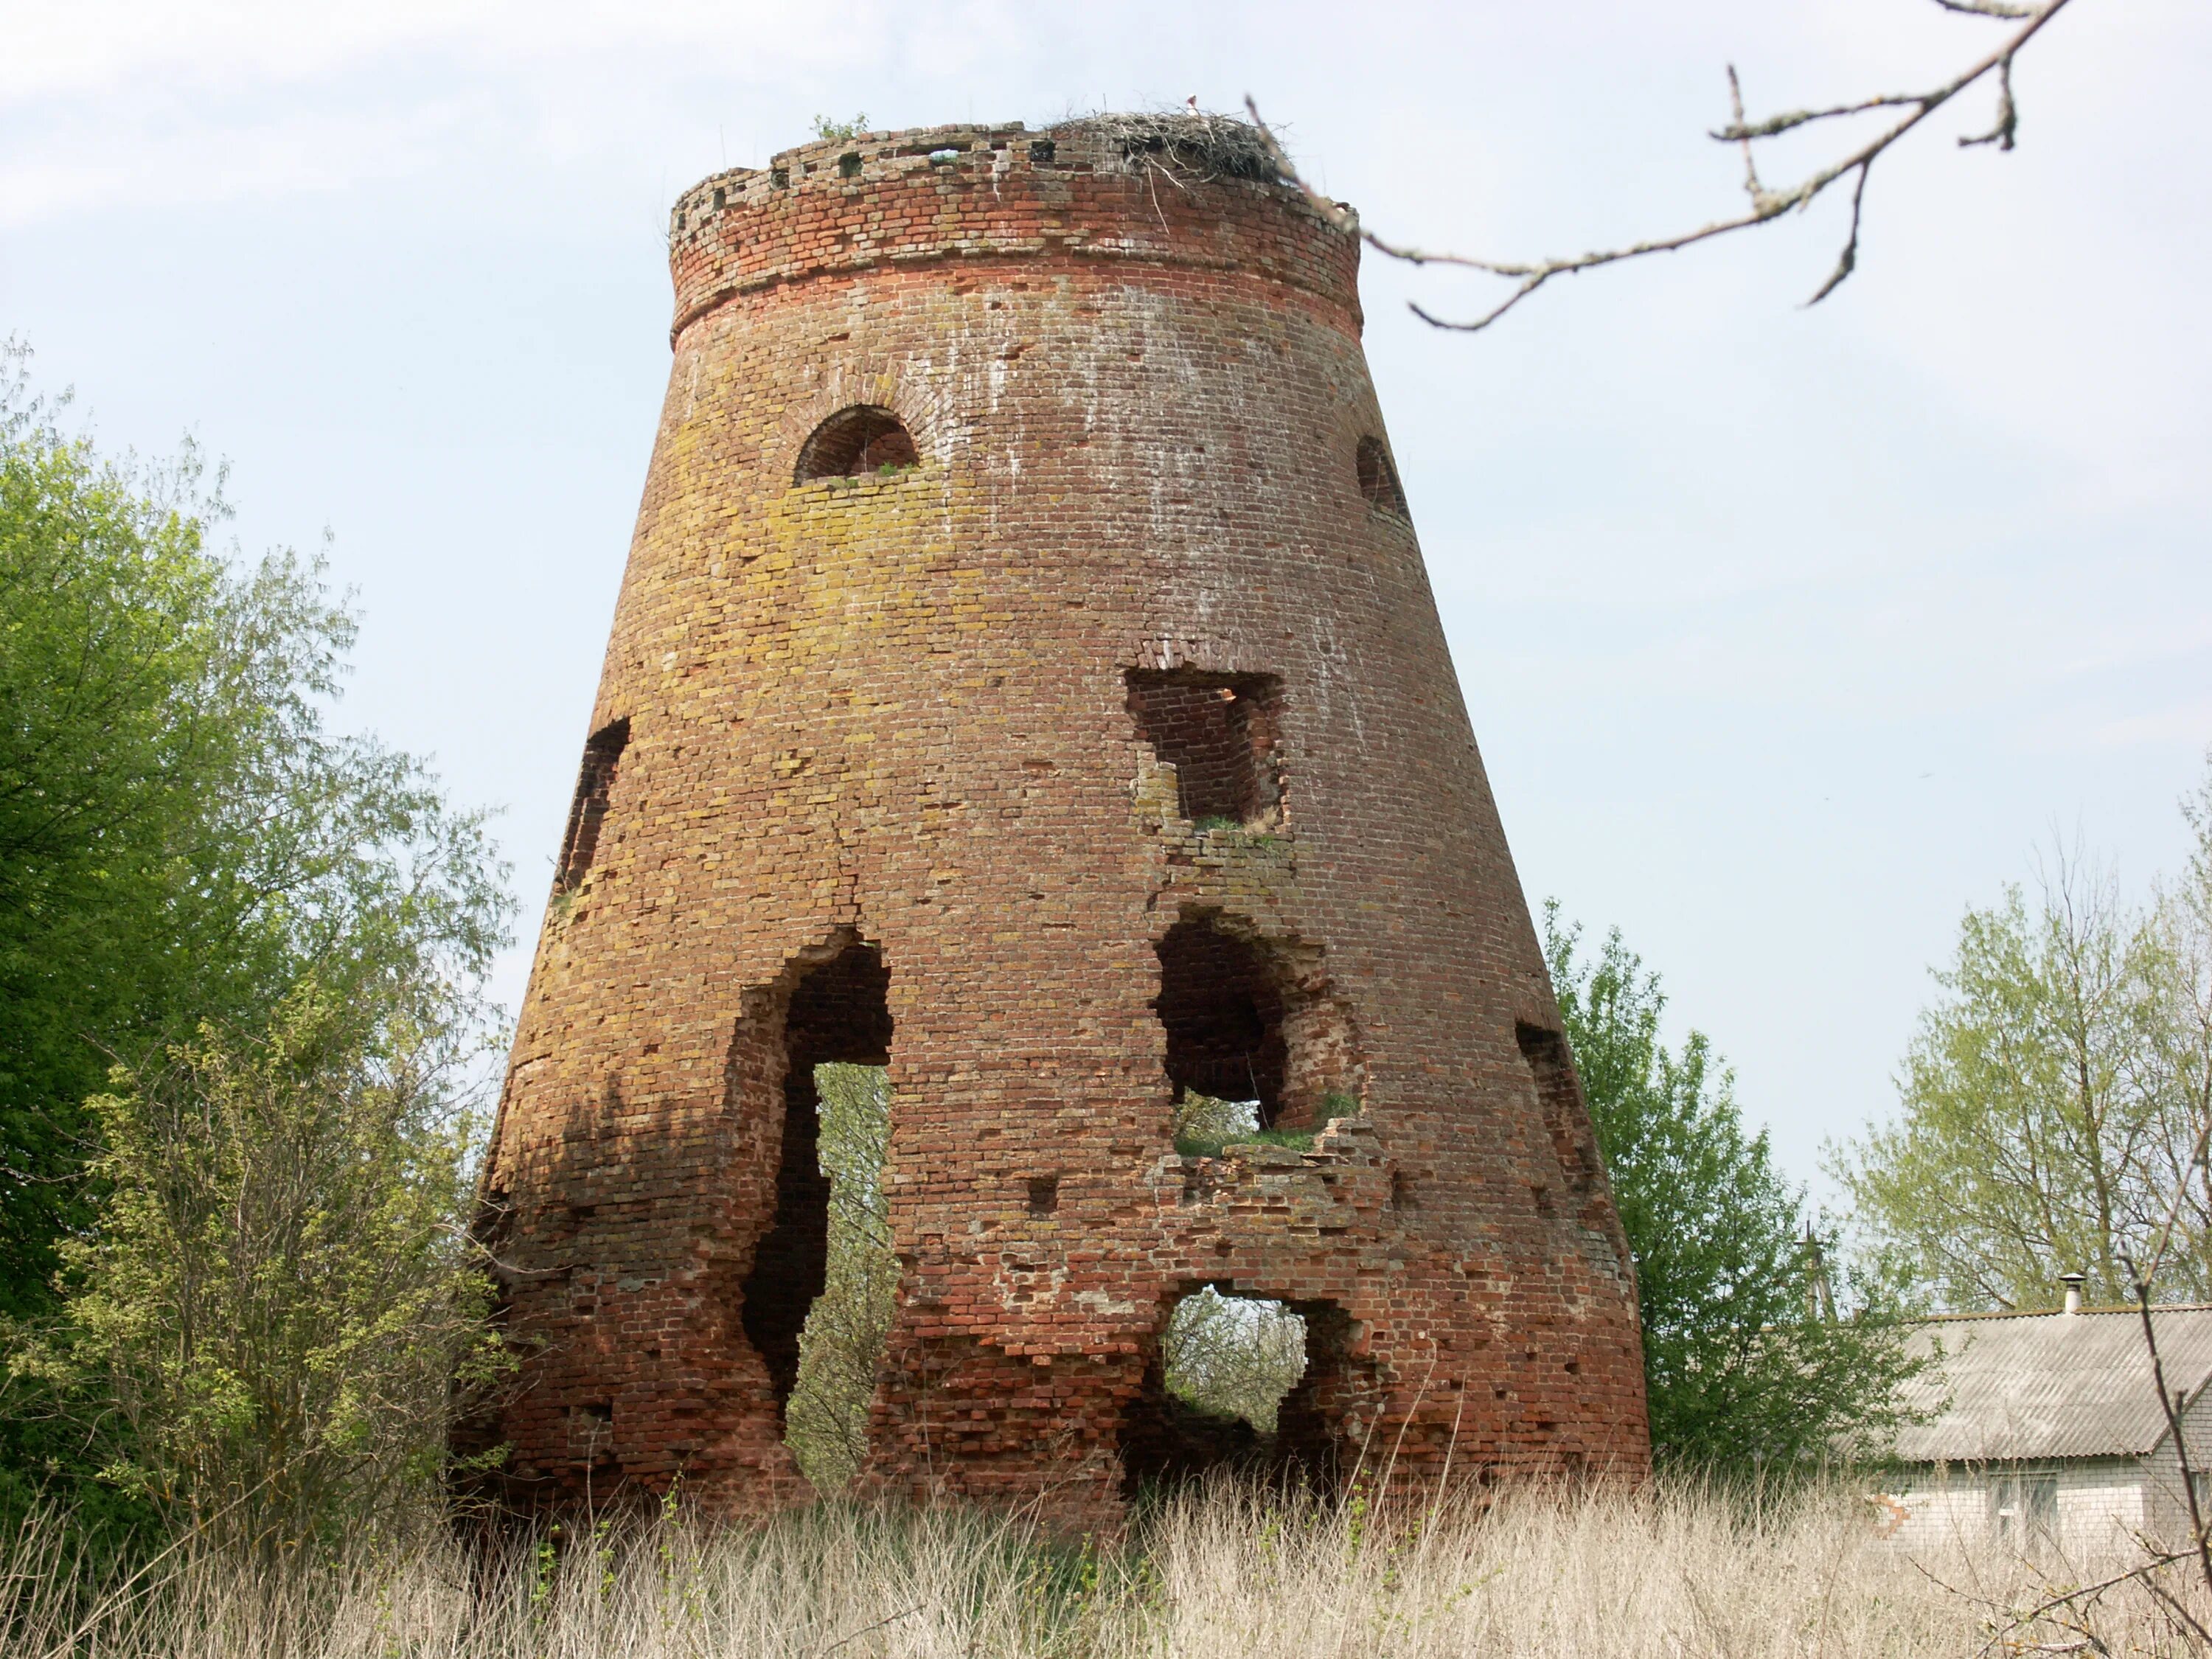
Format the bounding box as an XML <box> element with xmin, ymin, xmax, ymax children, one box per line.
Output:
<box><xmin>0</xmin><ymin>345</ymin><xmax>510</xmax><ymax>1537</ymax></box>
<box><xmin>1544</xmin><ymin>904</ymin><xmax>1928</xmax><ymax>1470</ymax></box>
<box><xmin>1838</xmin><ymin>768</ymin><xmax>2212</xmax><ymax>1310</ymax></box>
<box><xmin>0</xmin><ymin>347</ymin><xmax>505</xmax><ymax>1324</ymax></box>
<box><xmin>1161</xmin><ymin>1289</ymin><xmax>1307</xmax><ymax>1434</ymax></box>
<box><xmin>11</xmin><ymin>980</ymin><xmax>507</xmax><ymax>1552</ymax></box>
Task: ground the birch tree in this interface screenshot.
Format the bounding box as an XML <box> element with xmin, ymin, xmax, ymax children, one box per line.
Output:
<box><xmin>1839</xmin><ymin>765</ymin><xmax>2212</xmax><ymax>1309</ymax></box>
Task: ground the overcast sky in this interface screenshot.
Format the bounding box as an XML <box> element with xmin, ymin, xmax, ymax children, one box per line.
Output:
<box><xmin>4</xmin><ymin>0</ymin><xmax>2206</xmax><ymax>1200</ymax></box>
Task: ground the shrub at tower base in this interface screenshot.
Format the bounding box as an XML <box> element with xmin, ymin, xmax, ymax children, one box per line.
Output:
<box><xmin>12</xmin><ymin>980</ymin><xmax>510</xmax><ymax>1555</ymax></box>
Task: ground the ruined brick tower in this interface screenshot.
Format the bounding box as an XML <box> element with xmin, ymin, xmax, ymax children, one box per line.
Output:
<box><xmin>479</xmin><ymin>115</ymin><xmax>1649</xmax><ymax>1522</ymax></box>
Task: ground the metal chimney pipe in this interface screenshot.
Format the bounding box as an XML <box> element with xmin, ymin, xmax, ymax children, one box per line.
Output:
<box><xmin>2061</xmin><ymin>1271</ymin><xmax>2086</xmax><ymax>1315</ymax></box>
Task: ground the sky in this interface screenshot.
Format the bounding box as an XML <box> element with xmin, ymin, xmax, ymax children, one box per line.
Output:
<box><xmin>4</xmin><ymin>0</ymin><xmax>2207</xmax><ymax>1200</ymax></box>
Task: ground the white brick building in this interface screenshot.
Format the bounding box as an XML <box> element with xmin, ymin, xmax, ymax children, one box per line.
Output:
<box><xmin>1879</xmin><ymin>1297</ymin><xmax>2212</xmax><ymax>1555</ymax></box>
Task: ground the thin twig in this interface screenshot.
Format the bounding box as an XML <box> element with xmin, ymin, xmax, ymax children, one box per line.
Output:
<box><xmin>2138</xmin><ymin>1108</ymin><xmax>2212</xmax><ymax>1290</ymax></box>
<box><xmin>1727</xmin><ymin>66</ymin><xmax>1767</xmax><ymax>208</ymax></box>
<box><xmin>2140</xmin><ymin>1573</ymin><xmax>2212</xmax><ymax>1651</ymax></box>
<box><xmin>1961</xmin><ymin>58</ymin><xmax>2020</xmax><ymax>149</ymax></box>
<box><xmin>1245</xmin><ymin>0</ymin><xmax>2077</xmax><ymax>333</ymax></box>
<box><xmin>813</xmin><ymin>1602</ymin><xmax>922</xmax><ymax>1658</ymax></box>
<box><xmin>1923</xmin><ymin>1548</ymin><xmax>2193</xmax><ymax>1659</ymax></box>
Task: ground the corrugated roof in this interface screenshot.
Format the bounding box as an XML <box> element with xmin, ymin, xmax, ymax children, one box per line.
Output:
<box><xmin>1893</xmin><ymin>1306</ymin><xmax>2212</xmax><ymax>1463</ymax></box>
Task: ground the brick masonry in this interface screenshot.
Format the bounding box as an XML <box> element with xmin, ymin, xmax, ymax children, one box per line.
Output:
<box><xmin>475</xmin><ymin>116</ymin><xmax>1651</xmax><ymax>1525</ymax></box>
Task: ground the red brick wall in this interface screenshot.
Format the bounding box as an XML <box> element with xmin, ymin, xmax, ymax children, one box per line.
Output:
<box><xmin>476</xmin><ymin>118</ymin><xmax>1649</xmax><ymax>1525</ymax></box>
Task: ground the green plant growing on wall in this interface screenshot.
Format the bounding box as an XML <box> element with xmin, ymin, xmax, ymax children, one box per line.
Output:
<box><xmin>810</xmin><ymin>114</ymin><xmax>868</xmax><ymax>143</ymax></box>
<box><xmin>1171</xmin><ymin>1091</ymin><xmax>1311</xmax><ymax>1158</ymax></box>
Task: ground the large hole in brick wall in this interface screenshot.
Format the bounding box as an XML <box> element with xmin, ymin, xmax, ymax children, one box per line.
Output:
<box><xmin>1154</xmin><ymin>914</ymin><xmax>1365</xmax><ymax>1135</ymax></box>
<box><xmin>782</xmin><ymin>1061</ymin><xmax>899</xmax><ymax>1494</ymax></box>
<box><xmin>1155</xmin><ymin>917</ymin><xmax>1287</xmax><ymax>1127</ymax></box>
<box><xmin>1119</xmin><ymin>1290</ymin><xmax>1357</xmax><ymax>1497</ymax></box>
<box><xmin>1125</xmin><ymin>669</ymin><xmax>1282</xmax><ymax>829</ymax></box>
<box><xmin>1357</xmin><ymin>436</ymin><xmax>1411</xmax><ymax>521</ymax></box>
<box><xmin>554</xmin><ymin>717</ymin><xmax>629</xmax><ymax>894</ymax></box>
<box><xmin>739</xmin><ymin>942</ymin><xmax>894</xmax><ymax>1492</ymax></box>
<box><xmin>794</xmin><ymin>405</ymin><xmax>919</xmax><ymax>481</ymax></box>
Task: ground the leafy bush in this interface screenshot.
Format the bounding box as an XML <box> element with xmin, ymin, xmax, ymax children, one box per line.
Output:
<box><xmin>0</xmin><ymin>345</ymin><xmax>509</xmax><ymax>1541</ymax></box>
<box><xmin>10</xmin><ymin>979</ymin><xmax>507</xmax><ymax>1554</ymax></box>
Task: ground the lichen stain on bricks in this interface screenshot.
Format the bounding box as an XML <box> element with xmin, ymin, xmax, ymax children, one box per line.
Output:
<box><xmin>467</xmin><ymin>114</ymin><xmax>1651</xmax><ymax>1528</ymax></box>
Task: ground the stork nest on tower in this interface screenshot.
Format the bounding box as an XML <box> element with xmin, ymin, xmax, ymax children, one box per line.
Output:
<box><xmin>1060</xmin><ymin>112</ymin><xmax>1285</xmax><ymax>185</ymax></box>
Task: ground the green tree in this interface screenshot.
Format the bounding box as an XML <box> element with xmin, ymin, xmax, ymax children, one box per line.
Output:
<box><xmin>0</xmin><ymin>345</ymin><xmax>509</xmax><ymax>1531</ymax></box>
<box><xmin>2161</xmin><ymin>762</ymin><xmax>2212</xmax><ymax>1261</ymax></box>
<box><xmin>0</xmin><ymin>348</ymin><xmax>504</xmax><ymax>1318</ymax></box>
<box><xmin>12</xmin><ymin>978</ymin><xmax>506</xmax><ymax>1553</ymax></box>
<box><xmin>1838</xmin><ymin>775</ymin><xmax>2212</xmax><ymax>1310</ymax></box>
<box><xmin>1544</xmin><ymin>904</ymin><xmax>1927</xmax><ymax>1469</ymax></box>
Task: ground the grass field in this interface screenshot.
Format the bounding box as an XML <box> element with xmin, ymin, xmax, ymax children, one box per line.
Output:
<box><xmin>6</xmin><ymin>1478</ymin><xmax>2201</xmax><ymax>1658</ymax></box>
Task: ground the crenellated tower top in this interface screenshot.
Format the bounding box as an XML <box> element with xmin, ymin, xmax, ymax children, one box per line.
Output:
<box><xmin>664</xmin><ymin>115</ymin><xmax>1363</xmax><ymax>344</ymax></box>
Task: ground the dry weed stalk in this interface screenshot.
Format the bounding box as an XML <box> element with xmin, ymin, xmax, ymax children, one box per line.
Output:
<box><xmin>7</xmin><ymin>1476</ymin><xmax>2207</xmax><ymax>1658</ymax></box>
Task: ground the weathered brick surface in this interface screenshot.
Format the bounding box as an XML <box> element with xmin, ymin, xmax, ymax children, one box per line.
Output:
<box><xmin>478</xmin><ymin>118</ymin><xmax>1650</xmax><ymax>1525</ymax></box>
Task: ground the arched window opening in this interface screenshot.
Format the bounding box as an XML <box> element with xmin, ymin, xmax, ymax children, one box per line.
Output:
<box><xmin>554</xmin><ymin>717</ymin><xmax>629</xmax><ymax>894</ymax></box>
<box><xmin>1356</xmin><ymin>436</ymin><xmax>1410</xmax><ymax>521</ymax></box>
<box><xmin>1119</xmin><ymin>1290</ymin><xmax>1357</xmax><ymax>1497</ymax></box>
<box><xmin>794</xmin><ymin>406</ymin><xmax>920</xmax><ymax>482</ymax></box>
<box><xmin>738</xmin><ymin>942</ymin><xmax>898</xmax><ymax>1492</ymax></box>
<box><xmin>1125</xmin><ymin>669</ymin><xmax>1283</xmax><ymax>830</ymax></box>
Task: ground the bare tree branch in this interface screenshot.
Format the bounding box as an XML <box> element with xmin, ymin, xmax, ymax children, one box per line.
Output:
<box><xmin>1961</xmin><ymin>58</ymin><xmax>2021</xmax><ymax>149</ymax></box>
<box><xmin>1245</xmin><ymin>0</ymin><xmax>2078</xmax><ymax>334</ymax></box>
<box><xmin>2139</xmin><ymin>1573</ymin><xmax>2212</xmax><ymax>1652</ymax></box>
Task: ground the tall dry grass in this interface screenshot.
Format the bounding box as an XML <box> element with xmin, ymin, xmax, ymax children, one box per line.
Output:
<box><xmin>4</xmin><ymin>1478</ymin><xmax>2202</xmax><ymax>1658</ymax></box>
